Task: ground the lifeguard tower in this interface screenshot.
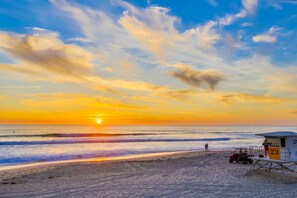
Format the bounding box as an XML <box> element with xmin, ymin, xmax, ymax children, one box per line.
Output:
<box><xmin>249</xmin><ymin>131</ymin><xmax>297</xmax><ymax>173</ymax></box>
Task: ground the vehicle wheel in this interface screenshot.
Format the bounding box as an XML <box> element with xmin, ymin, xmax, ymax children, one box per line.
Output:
<box><xmin>229</xmin><ymin>157</ymin><xmax>233</xmax><ymax>163</ymax></box>
<box><xmin>236</xmin><ymin>158</ymin><xmax>240</xmax><ymax>163</ymax></box>
<box><xmin>243</xmin><ymin>159</ymin><xmax>248</xmax><ymax>164</ymax></box>
<box><xmin>249</xmin><ymin>159</ymin><xmax>253</xmax><ymax>164</ymax></box>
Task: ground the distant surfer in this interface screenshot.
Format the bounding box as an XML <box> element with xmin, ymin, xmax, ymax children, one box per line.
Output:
<box><xmin>205</xmin><ymin>143</ymin><xmax>209</xmax><ymax>151</ymax></box>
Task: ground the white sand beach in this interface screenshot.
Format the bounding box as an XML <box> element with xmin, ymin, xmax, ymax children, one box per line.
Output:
<box><xmin>1</xmin><ymin>151</ymin><xmax>297</xmax><ymax>198</ymax></box>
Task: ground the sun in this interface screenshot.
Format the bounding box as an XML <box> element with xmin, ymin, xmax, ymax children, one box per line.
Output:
<box><xmin>96</xmin><ymin>118</ymin><xmax>102</xmax><ymax>125</ymax></box>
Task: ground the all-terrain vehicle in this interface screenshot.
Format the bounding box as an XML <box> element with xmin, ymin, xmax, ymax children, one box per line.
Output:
<box><xmin>229</xmin><ymin>147</ymin><xmax>254</xmax><ymax>164</ymax></box>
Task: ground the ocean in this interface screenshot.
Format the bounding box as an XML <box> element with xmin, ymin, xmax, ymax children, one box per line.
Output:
<box><xmin>1</xmin><ymin>125</ymin><xmax>297</xmax><ymax>167</ymax></box>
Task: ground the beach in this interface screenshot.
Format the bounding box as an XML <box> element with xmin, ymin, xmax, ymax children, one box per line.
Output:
<box><xmin>1</xmin><ymin>151</ymin><xmax>297</xmax><ymax>198</ymax></box>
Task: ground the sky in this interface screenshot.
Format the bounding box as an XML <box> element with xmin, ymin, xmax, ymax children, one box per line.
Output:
<box><xmin>0</xmin><ymin>0</ymin><xmax>297</xmax><ymax>125</ymax></box>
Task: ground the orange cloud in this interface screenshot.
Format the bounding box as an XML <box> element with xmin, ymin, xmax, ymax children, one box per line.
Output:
<box><xmin>22</xmin><ymin>93</ymin><xmax>145</xmax><ymax>110</ymax></box>
<box><xmin>221</xmin><ymin>93</ymin><xmax>288</xmax><ymax>104</ymax></box>
<box><xmin>162</xmin><ymin>89</ymin><xmax>197</xmax><ymax>101</ymax></box>
<box><xmin>0</xmin><ymin>95</ymin><xmax>9</xmax><ymax>100</ymax></box>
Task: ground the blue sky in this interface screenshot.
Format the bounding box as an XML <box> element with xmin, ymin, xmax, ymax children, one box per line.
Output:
<box><xmin>0</xmin><ymin>0</ymin><xmax>297</xmax><ymax>124</ymax></box>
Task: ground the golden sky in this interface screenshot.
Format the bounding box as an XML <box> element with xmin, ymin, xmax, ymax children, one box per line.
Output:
<box><xmin>0</xmin><ymin>0</ymin><xmax>297</xmax><ymax>125</ymax></box>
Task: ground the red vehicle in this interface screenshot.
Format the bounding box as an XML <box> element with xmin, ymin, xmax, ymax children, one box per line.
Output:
<box><xmin>229</xmin><ymin>147</ymin><xmax>254</xmax><ymax>164</ymax></box>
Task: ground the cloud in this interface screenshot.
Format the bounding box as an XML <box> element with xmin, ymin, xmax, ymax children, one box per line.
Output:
<box><xmin>162</xmin><ymin>89</ymin><xmax>197</xmax><ymax>101</ymax></box>
<box><xmin>274</xmin><ymin>0</ymin><xmax>297</xmax><ymax>5</ymax></box>
<box><xmin>0</xmin><ymin>63</ymin><xmax>42</xmax><ymax>75</ymax></box>
<box><xmin>215</xmin><ymin>0</ymin><xmax>258</xmax><ymax>26</ymax></box>
<box><xmin>268</xmin><ymin>1</ymin><xmax>283</xmax><ymax>9</ymax></box>
<box><xmin>242</xmin><ymin>0</ymin><xmax>258</xmax><ymax>16</ymax></box>
<box><xmin>178</xmin><ymin>0</ymin><xmax>257</xmax><ymax>49</ymax></box>
<box><xmin>67</xmin><ymin>37</ymin><xmax>93</xmax><ymax>43</ymax></box>
<box><xmin>0</xmin><ymin>29</ymin><xmax>170</xmax><ymax>94</ymax></box>
<box><xmin>241</xmin><ymin>22</ymin><xmax>254</xmax><ymax>27</ymax></box>
<box><xmin>267</xmin><ymin>0</ymin><xmax>297</xmax><ymax>9</ymax></box>
<box><xmin>50</xmin><ymin>0</ymin><xmax>136</xmax><ymax>48</ymax></box>
<box><xmin>118</xmin><ymin>2</ymin><xmax>181</xmax><ymax>59</ymax></box>
<box><xmin>48</xmin><ymin>0</ymin><xmax>256</xmax><ymax>66</ymax></box>
<box><xmin>117</xmin><ymin>0</ymin><xmax>256</xmax><ymax>54</ymax></box>
<box><xmin>184</xmin><ymin>21</ymin><xmax>220</xmax><ymax>49</ymax></box>
<box><xmin>183</xmin><ymin>0</ymin><xmax>258</xmax><ymax>49</ymax></box>
<box><xmin>224</xmin><ymin>33</ymin><xmax>242</xmax><ymax>48</ymax></box>
<box><xmin>253</xmin><ymin>34</ymin><xmax>276</xmax><ymax>43</ymax></box>
<box><xmin>0</xmin><ymin>95</ymin><xmax>9</xmax><ymax>100</ymax></box>
<box><xmin>23</xmin><ymin>93</ymin><xmax>144</xmax><ymax>109</ymax></box>
<box><xmin>93</xmin><ymin>85</ymin><xmax>123</xmax><ymax>95</ymax></box>
<box><xmin>252</xmin><ymin>26</ymin><xmax>281</xmax><ymax>43</ymax></box>
<box><xmin>207</xmin><ymin>0</ymin><xmax>218</xmax><ymax>7</ymax></box>
<box><xmin>118</xmin><ymin>2</ymin><xmax>179</xmax><ymax>33</ymax></box>
<box><xmin>104</xmin><ymin>79</ymin><xmax>163</xmax><ymax>92</ymax></box>
<box><xmin>0</xmin><ymin>30</ymin><xmax>94</xmax><ymax>78</ymax></box>
<box><xmin>170</xmin><ymin>67</ymin><xmax>224</xmax><ymax>90</ymax></box>
<box><xmin>0</xmin><ymin>85</ymin><xmax>41</xmax><ymax>89</ymax></box>
<box><xmin>2</xmin><ymin>1</ymin><xmax>295</xmax><ymax>102</ymax></box>
<box><xmin>229</xmin><ymin>54</ymin><xmax>297</xmax><ymax>95</ymax></box>
<box><xmin>221</xmin><ymin>93</ymin><xmax>288</xmax><ymax>104</ymax></box>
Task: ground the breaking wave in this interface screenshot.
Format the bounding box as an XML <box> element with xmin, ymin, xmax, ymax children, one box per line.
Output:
<box><xmin>0</xmin><ymin>137</ymin><xmax>232</xmax><ymax>145</ymax></box>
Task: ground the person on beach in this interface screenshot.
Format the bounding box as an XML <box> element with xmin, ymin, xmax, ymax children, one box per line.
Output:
<box><xmin>262</xmin><ymin>139</ymin><xmax>269</xmax><ymax>157</ymax></box>
<box><xmin>205</xmin><ymin>143</ymin><xmax>208</xmax><ymax>151</ymax></box>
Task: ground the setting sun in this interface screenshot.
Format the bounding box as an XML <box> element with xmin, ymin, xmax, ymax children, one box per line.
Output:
<box><xmin>96</xmin><ymin>118</ymin><xmax>102</xmax><ymax>125</ymax></box>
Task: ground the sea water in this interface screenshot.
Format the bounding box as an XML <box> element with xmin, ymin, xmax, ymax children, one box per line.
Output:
<box><xmin>1</xmin><ymin>125</ymin><xmax>297</xmax><ymax>167</ymax></box>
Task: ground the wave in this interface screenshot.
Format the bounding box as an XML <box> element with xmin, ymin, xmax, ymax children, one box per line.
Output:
<box><xmin>0</xmin><ymin>131</ymin><xmax>257</xmax><ymax>138</ymax></box>
<box><xmin>0</xmin><ymin>137</ymin><xmax>231</xmax><ymax>145</ymax></box>
<box><xmin>0</xmin><ymin>133</ymin><xmax>160</xmax><ymax>138</ymax></box>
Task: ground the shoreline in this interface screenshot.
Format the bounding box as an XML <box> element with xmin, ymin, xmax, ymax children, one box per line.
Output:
<box><xmin>0</xmin><ymin>150</ymin><xmax>208</xmax><ymax>172</ymax></box>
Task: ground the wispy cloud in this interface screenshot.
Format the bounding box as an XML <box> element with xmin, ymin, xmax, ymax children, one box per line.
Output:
<box><xmin>241</xmin><ymin>22</ymin><xmax>254</xmax><ymax>27</ymax></box>
<box><xmin>119</xmin><ymin>5</ymin><xmax>179</xmax><ymax>60</ymax></box>
<box><xmin>0</xmin><ymin>85</ymin><xmax>42</xmax><ymax>89</ymax></box>
<box><xmin>170</xmin><ymin>67</ymin><xmax>224</xmax><ymax>90</ymax></box>
<box><xmin>217</xmin><ymin>0</ymin><xmax>258</xmax><ymax>26</ymax></box>
<box><xmin>184</xmin><ymin>0</ymin><xmax>258</xmax><ymax>49</ymax></box>
<box><xmin>0</xmin><ymin>63</ymin><xmax>42</xmax><ymax>75</ymax></box>
<box><xmin>162</xmin><ymin>89</ymin><xmax>197</xmax><ymax>101</ymax></box>
<box><xmin>253</xmin><ymin>34</ymin><xmax>277</xmax><ymax>43</ymax></box>
<box><xmin>23</xmin><ymin>93</ymin><xmax>145</xmax><ymax>109</ymax></box>
<box><xmin>207</xmin><ymin>0</ymin><xmax>218</xmax><ymax>7</ymax></box>
<box><xmin>267</xmin><ymin>1</ymin><xmax>283</xmax><ymax>9</ymax></box>
<box><xmin>267</xmin><ymin>0</ymin><xmax>297</xmax><ymax>10</ymax></box>
<box><xmin>67</xmin><ymin>37</ymin><xmax>93</xmax><ymax>43</ymax></box>
<box><xmin>50</xmin><ymin>0</ymin><xmax>135</xmax><ymax>48</ymax></box>
<box><xmin>242</xmin><ymin>0</ymin><xmax>258</xmax><ymax>16</ymax></box>
<box><xmin>221</xmin><ymin>93</ymin><xmax>288</xmax><ymax>104</ymax></box>
<box><xmin>184</xmin><ymin>21</ymin><xmax>220</xmax><ymax>49</ymax></box>
<box><xmin>271</xmin><ymin>0</ymin><xmax>297</xmax><ymax>6</ymax></box>
<box><xmin>252</xmin><ymin>26</ymin><xmax>281</xmax><ymax>43</ymax></box>
<box><xmin>0</xmin><ymin>95</ymin><xmax>9</xmax><ymax>100</ymax></box>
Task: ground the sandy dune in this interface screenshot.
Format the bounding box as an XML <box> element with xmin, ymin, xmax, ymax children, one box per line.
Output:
<box><xmin>1</xmin><ymin>151</ymin><xmax>297</xmax><ymax>198</ymax></box>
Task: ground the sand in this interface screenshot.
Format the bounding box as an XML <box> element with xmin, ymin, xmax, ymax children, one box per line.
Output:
<box><xmin>1</xmin><ymin>151</ymin><xmax>297</xmax><ymax>198</ymax></box>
